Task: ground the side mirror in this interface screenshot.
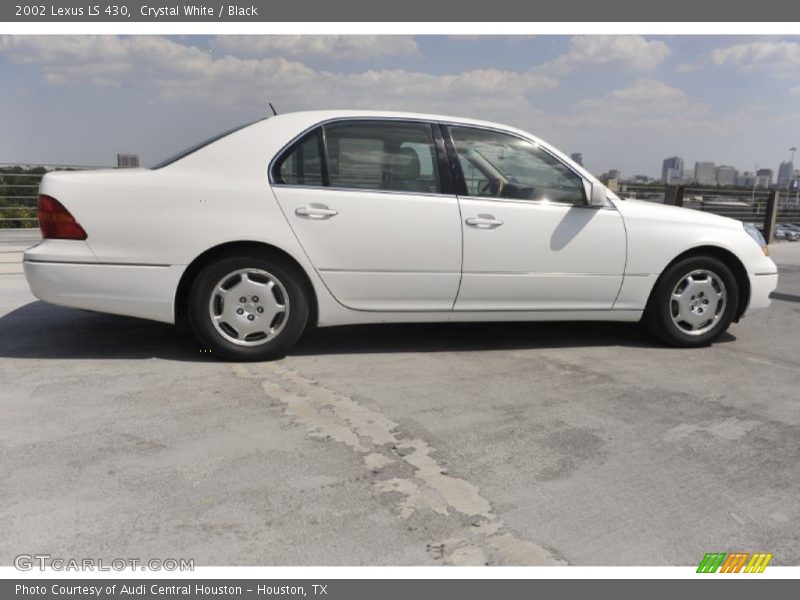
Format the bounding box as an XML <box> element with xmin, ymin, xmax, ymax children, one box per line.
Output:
<box><xmin>589</xmin><ymin>182</ymin><xmax>607</xmax><ymax>207</ymax></box>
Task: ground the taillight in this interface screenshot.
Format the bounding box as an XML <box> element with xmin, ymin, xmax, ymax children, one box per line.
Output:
<box><xmin>38</xmin><ymin>195</ymin><xmax>88</xmax><ymax>240</ymax></box>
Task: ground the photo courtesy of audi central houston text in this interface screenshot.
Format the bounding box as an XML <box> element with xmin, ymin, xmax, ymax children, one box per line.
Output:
<box><xmin>1</xmin><ymin>34</ymin><xmax>800</xmax><ymax>569</ymax></box>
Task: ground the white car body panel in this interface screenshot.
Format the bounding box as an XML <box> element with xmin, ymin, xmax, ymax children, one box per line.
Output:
<box><xmin>24</xmin><ymin>260</ymin><xmax>183</xmax><ymax>323</ymax></box>
<box><xmin>271</xmin><ymin>186</ymin><xmax>462</xmax><ymax>311</ymax></box>
<box><xmin>611</xmin><ymin>199</ymin><xmax>778</xmax><ymax>315</ymax></box>
<box><xmin>23</xmin><ymin>109</ymin><xmax>778</xmax><ymax>331</ymax></box>
<box><xmin>455</xmin><ymin>199</ymin><xmax>626</xmax><ymax>311</ymax></box>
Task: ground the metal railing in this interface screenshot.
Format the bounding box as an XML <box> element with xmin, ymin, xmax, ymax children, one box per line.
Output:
<box><xmin>0</xmin><ymin>163</ymin><xmax>113</xmax><ymax>227</ymax></box>
<box><xmin>618</xmin><ymin>183</ymin><xmax>800</xmax><ymax>242</ymax></box>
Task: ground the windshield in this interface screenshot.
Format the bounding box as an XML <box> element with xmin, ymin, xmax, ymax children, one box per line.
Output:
<box><xmin>152</xmin><ymin>117</ymin><xmax>266</xmax><ymax>169</ymax></box>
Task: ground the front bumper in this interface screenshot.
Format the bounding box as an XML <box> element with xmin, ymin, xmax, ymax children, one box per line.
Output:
<box><xmin>743</xmin><ymin>271</ymin><xmax>778</xmax><ymax>317</ymax></box>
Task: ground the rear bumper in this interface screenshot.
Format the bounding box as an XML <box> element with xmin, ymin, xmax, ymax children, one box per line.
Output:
<box><xmin>23</xmin><ymin>259</ymin><xmax>183</xmax><ymax>324</ymax></box>
<box><xmin>743</xmin><ymin>271</ymin><xmax>778</xmax><ymax>317</ymax></box>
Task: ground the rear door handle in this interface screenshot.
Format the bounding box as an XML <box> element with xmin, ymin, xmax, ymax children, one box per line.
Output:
<box><xmin>465</xmin><ymin>214</ymin><xmax>503</xmax><ymax>229</ymax></box>
<box><xmin>295</xmin><ymin>203</ymin><xmax>338</xmax><ymax>219</ymax></box>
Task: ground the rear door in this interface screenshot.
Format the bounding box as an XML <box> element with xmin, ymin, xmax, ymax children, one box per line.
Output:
<box><xmin>270</xmin><ymin>119</ymin><xmax>462</xmax><ymax>311</ymax></box>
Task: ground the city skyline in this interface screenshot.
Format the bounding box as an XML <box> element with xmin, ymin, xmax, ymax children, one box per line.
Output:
<box><xmin>645</xmin><ymin>154</ymin><xmax>798</xmax><ymax>187</ymax></box>
<box><xmin>1</xmin><ymin>35</ymin><xmax>800</xmax><ymax>176</ymax></box>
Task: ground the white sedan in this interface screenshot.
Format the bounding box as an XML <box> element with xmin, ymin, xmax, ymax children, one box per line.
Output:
<box><xmin>24</xmin><ymin>110</ymin><xmax>778</xmax><ymax>360</ymax></box>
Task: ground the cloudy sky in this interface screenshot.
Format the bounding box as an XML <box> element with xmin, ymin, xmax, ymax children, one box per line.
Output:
<box><xmin>1</xmin><ymin>34</ymin><xmax>799</xmax><ymax>178</ymax></box>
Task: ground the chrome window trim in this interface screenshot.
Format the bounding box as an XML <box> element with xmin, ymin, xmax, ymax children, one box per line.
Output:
<box><xmin>267</xmin><ymin>116</ymin><xmax>600</xmax><ymax>204</ymax></box>
<box><xmin>454</xmin><ymin>193</ymin><xmax>617</xmax><ymax>210</ymax></box>
<box><xmin>269</xmin><ymin>182</ymin><xmax>454</xmax><ymax>199</ymax></box>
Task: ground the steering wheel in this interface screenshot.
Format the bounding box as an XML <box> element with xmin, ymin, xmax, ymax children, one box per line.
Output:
<box><xmin>478</xmin><ymin>177</ymin><xmax>505</xmax><ymax>197</ymax></box>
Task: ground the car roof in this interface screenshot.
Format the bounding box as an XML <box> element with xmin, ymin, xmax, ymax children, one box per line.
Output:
<box><xmin>268</xmin><ymin>109</ymin><xmax>538</xmax><ymax>139</ymax></box>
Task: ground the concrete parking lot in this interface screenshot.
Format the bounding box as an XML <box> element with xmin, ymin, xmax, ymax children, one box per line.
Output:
<box><xmin>1</xmin><ymin>230</ymin><xmax>799</xmax><ymax>566</ymax></box>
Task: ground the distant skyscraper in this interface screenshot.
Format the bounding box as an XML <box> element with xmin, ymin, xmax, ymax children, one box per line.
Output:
<box><xmin>715</xmin><ymin>165</ymin><xmax>737</xmax><ymax>187</ymax></box>
<box><xmin>662</xmin><ymin>156</ymin><xmax>683</xmax><ymax>184</ymax></box>
<box><xmin>116</xmin><ymin>153</ymin><xmax>139</xmax><ymax>168</ymax></box>
<box><xmin>756</xmin><ymin>168</ymin><xmax>774</xmax><ymax>187</ymax></box>
<box><xmin>778</xmin><ymin>161</ymin><xmax>794</xmax><ymax>188</ymax></box>
<box><xmin>665</xmin><ymin>168</ymin><xmax>684</xmax><ymax>184</ymax></box>
<box><xmin>737</xmin><ymin>171</ymin><xmax>756</xmax><ymax>187</ymax></box>
<box><xmin>570</xmin><ymin>153</ymin><xmax>583</xmax><ymax>167</ymax></box>
<box><xmin>694</xmin><ymin>162</ymin><xmax>716</xmax><ymax>186</ymax></box>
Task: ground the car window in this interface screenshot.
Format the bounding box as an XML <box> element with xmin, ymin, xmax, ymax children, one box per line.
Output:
<box><xmin>276</xmin><ymin>129</ymin><xmax>324</xmax><ymax>186</ymax></box>
<box><xmin>448</xmin><ymin>126</ymin><xmax>586</xmax><ymax>205</ymax></box>
<box><xmin>323</xmin><ymin>121</ymin><xmax>441</xmax><ymax>194</ymax></box>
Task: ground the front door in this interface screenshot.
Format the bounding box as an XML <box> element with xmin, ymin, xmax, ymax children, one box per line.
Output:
<box><xmin>446</xmin><ymin>125</ymin><xmax>626</xmax><ymax>311</ymax></box>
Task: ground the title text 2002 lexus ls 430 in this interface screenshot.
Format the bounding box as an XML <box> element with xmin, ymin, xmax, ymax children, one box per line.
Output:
<box><xmin>23</xmin><ymin>110</ymin><xmax>779</xmax><ymax>360</ymax></box>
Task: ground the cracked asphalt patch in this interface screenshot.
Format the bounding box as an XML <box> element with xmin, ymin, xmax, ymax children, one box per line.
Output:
<box><xmin>231</xmin><ymin>361</ymin><xmax>564</xmax><ymax>565</ymax></box>
<box><xmin>1</xmin><ymin>235</ymin><xmax>799</xmax><ymax>566</ymax></box>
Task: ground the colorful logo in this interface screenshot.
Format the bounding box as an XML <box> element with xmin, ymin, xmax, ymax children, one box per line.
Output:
<box><xmin>697</xmin><ymin>552</ymin><xmax>773</xmax><ymax>573</ymax></box>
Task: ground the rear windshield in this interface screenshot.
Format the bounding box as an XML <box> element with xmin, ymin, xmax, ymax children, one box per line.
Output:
<box><xmin>152</xmin><ymin>118</ymin><xmax>266</xmax><ymax>169</ymax></box>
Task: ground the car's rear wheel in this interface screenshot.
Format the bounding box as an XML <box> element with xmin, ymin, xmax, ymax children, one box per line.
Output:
<box><xmin>188</xmin><ymin>255</ymin><xmax>309</xmax><ymax>361</ymax></box>
<box><xmin>645</xmin><ymin>255</ymin><xmax>739</xmax><ymax>347</ymax></box>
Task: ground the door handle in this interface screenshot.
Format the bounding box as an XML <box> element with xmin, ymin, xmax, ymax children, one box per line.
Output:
<box><xmin>465</xmin><ymin>214</ymin><xmax>503</xmax><ymax>229</ymax></box>
<box><xmin>295</xmin><ymin>203</ymin><xmax>338</xmax><ymax>219</ymax></box>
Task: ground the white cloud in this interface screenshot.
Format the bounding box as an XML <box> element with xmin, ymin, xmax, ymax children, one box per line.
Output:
<box><xmin>212</xmin><ymin>35</ymin><xmax>419</xmax><ymax>60</ymax></box>
<box><xmin>711</xmin><ymin>41</ymin><xmax>800</xmax><ymax>79</ymax></box>
<box><xmin>675</xmin><ymin>61</ymin><xmax>703</xmax><ymax>73</ymax></box>
<box><xmin>791</xmin><ymin>86</ymin><xmax>800</xmax><ymax>96</ymax></box>
<box><xmin>543</xmin><ymin>35</ymin><xmax>670</xmax><ymax>74</ymax></box>
<box><xmin>0</xmin><ymin>35</ymin><xmax>674</xmax><ymax>118</ymax></box>
<box><xmin>438</xmin><ymin>35</ymin><xmax>670</xmax><ymax>74</ymax></box>
<box><xmin>0</xmin><ymin>35</ymin><xmax>133</xmax><ymax>84</ymax></box>
<box><xmin>0</xmin><ymin>35</ymin><xmax>557</xmax><ymax>127</ymax></box>
<box><xmin>0</xmin><ymin>35</ymin><xmax>218</xmax><ymax>85</ymax></box>
<box><xmin>154</xmin><ymin>63</ymin><xmax>557</xmax><ymax>123</ymax></box>
<box><xmin>567</xmin><ymin>79</ymin><xmax>709</xmax><ymax>129</ymax></box>
<box><xmin>544</xmin><ymin>79</ymin><xmax>776</xmax><ymax>177</ymax></box>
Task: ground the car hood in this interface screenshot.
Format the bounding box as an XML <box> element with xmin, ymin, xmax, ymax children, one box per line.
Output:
<box><xmin>611</xmin><ymin>197</ymin><xmax>743</xmax><ymax>231</ymax></box>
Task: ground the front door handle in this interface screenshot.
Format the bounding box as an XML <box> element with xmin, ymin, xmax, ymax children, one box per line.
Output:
<box><xmin>465</xmin><ymin>214</ymin><xmax>503</xmax><ymax>229</ymax></box>
<box><xmin>295</xmin><ymin>203</ymin><xmax>338</xmax><ymax>220</ymax></box>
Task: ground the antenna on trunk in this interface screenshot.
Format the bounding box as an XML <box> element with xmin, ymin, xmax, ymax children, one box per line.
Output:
<box><xmin>268</xmin><ymin>102</ymin><xmax>278</xmax><ymax>116</ymax></box>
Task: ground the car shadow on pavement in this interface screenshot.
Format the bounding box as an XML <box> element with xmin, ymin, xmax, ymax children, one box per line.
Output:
<box><xmin>292</xmin><ymin>320</ymin><xmax>736</xmax><ymax>356</ymax></box>
<box><xmin>770</xmin><ymin>291</ymin><xmax>800</xmax><ymax>304</ymax></box>
<box><xmin>0</xmin><ymin>301</ymin><xmax>201</xmax><ymax>361</ymax></box>
<box><xmin>0</xmin><ymin>300</ymin><xmax>736</xmax><ymax>361</ymax></box>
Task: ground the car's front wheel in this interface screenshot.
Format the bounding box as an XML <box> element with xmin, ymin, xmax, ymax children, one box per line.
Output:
<box><xmin>645</xmin><ymin>255</ymin><xmax>739</xmax><ymax>347</ymax></box>
<box><xmin>188</xmin><ymin>255</ymin><xmax>310</xmax><ymax>361</ymax></box>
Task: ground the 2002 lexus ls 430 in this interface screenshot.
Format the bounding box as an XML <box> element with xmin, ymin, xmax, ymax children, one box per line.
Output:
<box><xmin>24</xmin><ymin>110</ymin><xmax>778</xmax><ymax>360</ymax></box>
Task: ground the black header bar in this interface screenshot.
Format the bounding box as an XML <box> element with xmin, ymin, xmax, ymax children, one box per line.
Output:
<box><xmin>2</xmin><ymin>0</ymin><xmax>800</xmax><ymax>22</ymax></box>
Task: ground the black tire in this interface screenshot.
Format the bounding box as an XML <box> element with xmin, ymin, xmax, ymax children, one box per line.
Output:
<box><xmin>188</xmin><ymin>254</ymin><xmax>310</xmax><ymax>361</ymax></box>
<box><xmin>644</xmin><ymin>255</ymin><xmax>739</xmax><ymax>347</ymax></box>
